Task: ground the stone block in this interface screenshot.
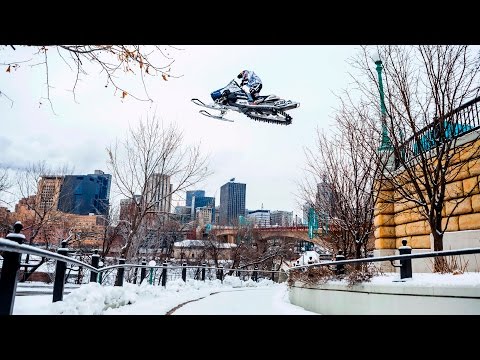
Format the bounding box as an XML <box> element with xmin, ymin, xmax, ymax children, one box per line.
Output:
<box><xmin>374</xmin><ymin>226</ymin><xmax>396</xmax><ymax>238</ymax></box>
<box><xmin>462</xmin><ymin>176</ymin><xmax>479</xmax><ymax>195</ymax></box>
<box><xmin>458</xmin><ymin>213</ymin><xmax>480</xmax><ymax>231</ymax></box>
<box><xmin>445</xmin><ymin>180</ymin><xmax>464</xmax><ymax>200</ymax></box>
<box><xmin>445</xmin><ymin>198</ymin><xmax>472</xmax><ymax>216</ymax></box>
<box><xmin>374</xmin><ymin>214</ymin><xmax>395</xmax><ymax>227</ymax></box>
<box><xmin>441</xmin><ymin>216</ymin><xmax>459</xmax><ymax>232</ymax></box>
<box><xmin>405</xmin><ymin>220</ymin><xmax>429</xmax><ymax>236</ymax></box>
<box><xmin>375</xmin><ymin>238</ymin><xmax>396</xmax><ymax>249</ymax></box>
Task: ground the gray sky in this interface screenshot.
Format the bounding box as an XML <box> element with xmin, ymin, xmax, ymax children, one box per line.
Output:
<box><xmin>0</xmin><ymin>45</ymin><xmax>361</xmax><ymax>218</ymax></box>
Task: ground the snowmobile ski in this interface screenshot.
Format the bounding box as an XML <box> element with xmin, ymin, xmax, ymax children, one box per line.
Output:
<box><xmin>199</xmin><ymin>110</ymin><xmax>234</xmax><ymax>122</ymax></box>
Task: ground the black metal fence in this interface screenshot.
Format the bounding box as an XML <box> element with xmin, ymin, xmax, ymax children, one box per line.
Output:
<box><xmin>289</xmin><ymin>239</ymin><xmax>480</xmax><ymax>279</ymax></box>
<box><xmin>3</xmin><ymin>223</ymin><xmax>480</xmax><ymax>315</ymax></box>
<box><xmin>396</xmin><ymin>96</ymin><xmax>480</xmax><ymax>169</ymax></box>
<box><xmin>0</xmin><ymin>222</ymin><xmax>285</xmax><ymax>315</ymax></box>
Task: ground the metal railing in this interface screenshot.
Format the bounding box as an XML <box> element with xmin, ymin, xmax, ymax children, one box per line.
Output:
<box><xmin>289</xmin><ymin>239</ymin><xmax>480</xmax><ymax>280</ymax></box>
<box><xmin>3</xmin><ymin>222</ymin><xmax>480</xmax><ymax>315</ymax></box>
<box><xmin>0</xmin><ymin>222</ymin><xmax>285</xmax><ymax>315</ymax></box>
<box><xmin>396</xmin><ymin>96</ymin><xmax>480</xmax><ymax>169</ymax></box>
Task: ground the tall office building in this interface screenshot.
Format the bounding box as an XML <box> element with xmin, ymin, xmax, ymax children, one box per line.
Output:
<box><xmin>219</xmin><ymin>179</ymin><xmax>246</xmax><ymax>226</ymax></box>
<box><xmin>247</xmin><ymin>209</ymin><xmax>270</xmax><ymax>227</ymax></box>
<box><xmin>145</xmin><ymin>173</ymin><xmax>173</xmax><ymax>214</ymax></box>
<box><xmin>57</xmin><ymin>170</ymin><xmax>111</xmax><ymax>216</ymax></box>
<box><xmin>316</xmin><ymin>177</ymin><xmax>336</xmax><ymax>217</ymax></box>
<box><xmin>302</xmin><ymin>203</ymin><xmax>311</xmax><ymax>225</ymax></box>
<box><xmin>191</xmin><ymin>195</ymin><xmax>215</xmax><ymax>223</ymax></box>
<box><xmin>270</xmin><ymin>210</ymin><xmax>293</xmax><ymax>227</ymax></box>
<box><xmin>120</xmin><ymin>195</ymin><xmax>142</xmax><ymax>221</ymax></box>
<box><xmin>186</xmin><ymin>190</ymin><xmax>205</xmax><ymax>207</ymax></box>
<box><xmin>36</xmin><ymin>176</ymin><xmax>64</xmax><ymax>212</ymax></box>
<box><xmin>196</xmin><ymin>206</ymin><xmax>214</xmax><ymax>225</ymax></box>
<box><xmin>174</xmin><ymin>205</ymin><xmax>192</xmax><ymax>224</ymax></box>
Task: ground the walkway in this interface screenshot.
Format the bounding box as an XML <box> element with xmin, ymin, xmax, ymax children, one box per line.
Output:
<box><xmin>171</xmin><ymin>286</ymin><xmax>317</xmax><ymax>315</ymax></box>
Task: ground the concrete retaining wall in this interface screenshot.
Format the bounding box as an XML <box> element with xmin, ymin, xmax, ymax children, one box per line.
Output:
<box><xmin>289</xmin><ymin>280</ymin><xmax>480</xmax><ymax>315</ymax></box>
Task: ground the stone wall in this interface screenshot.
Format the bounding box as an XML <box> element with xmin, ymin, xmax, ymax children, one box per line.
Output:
<box><xmin>374</xmin><ymin>132</ymin><xmax>480</xmax><ymax>271</ymax></box>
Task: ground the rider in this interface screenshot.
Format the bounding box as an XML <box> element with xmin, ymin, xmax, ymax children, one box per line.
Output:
<box><xmin>237</xmin><ymin>70</ymin><xmax>262</xmax><ymax>103</ymax></box>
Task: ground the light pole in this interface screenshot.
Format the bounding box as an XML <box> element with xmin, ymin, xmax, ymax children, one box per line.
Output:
<box><xmin>148</xmin><ymin>259</ymin><xmax>156</xmax><ymax>285</ymax></box>
<box><xmin>372</xmin><ymin>51</ymin><xmax>392</xmax><ymax>152</ymax></box>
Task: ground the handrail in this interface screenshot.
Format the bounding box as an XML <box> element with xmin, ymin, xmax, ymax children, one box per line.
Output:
<box><xmin>0</xmin><ymin>238</ymin><xmax>284</xmax><ymax>274</ymax></box>
<box><xmin>289</xmin><ymin>246</ymin><xmax>480</xmax><ymax>271</ymax></box>
<box><xmin>396</xmin><ymin>96</ymin><xmax>480</xmax><ymax>168</ymax></box>
<box><xmin>99</xmin><ymin>263</ymin><xmax>284</xmax><ymax>274</ymax></box>
<box><xmin>0</xmin><ymin>239</ymin><xmax>99</xmax><ymax>272</ymax></box>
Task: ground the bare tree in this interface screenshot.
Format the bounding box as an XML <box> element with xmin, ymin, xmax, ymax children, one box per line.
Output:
<box><xmin>11</xmin><ymin>161</ymin><xmax>74</xmax><ymax>280</ymax></box>
<box><xmin>1</xmin><ymin>45</ymin><xmax>182</xmax><ymax>111</ymax></box>
<box><xmin>352</xmin><ymin>45</ymin><xmax>480</xmax><ymax>270</ymax></box>
<box><xmin>228</xmin><ymin>225</ymin><xmax>296</xmax><ymax>275</ymax></box>
<box><xmin>0</xmin><ymin>168</ymin><xmax>10</xmax><ymax>202</ymax></box>
<box><xmin>299</xmin><ymin>97</ymin><xmax>381</xmax><ymax>259</ymax></box>
<box><xmin>106</xmin><ymin>115</ymin><xmax>211</xmax><ymax>261</ymax></box>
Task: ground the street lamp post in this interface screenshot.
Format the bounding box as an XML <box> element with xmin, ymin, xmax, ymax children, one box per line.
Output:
<box><xmin>373</xmin><ymin>52</ymin><xmax>392</xmax><ymax>152</ymax></box>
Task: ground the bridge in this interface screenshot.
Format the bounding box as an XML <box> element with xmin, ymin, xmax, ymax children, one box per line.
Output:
<box><xmin>209</xmin><ymin>225</ymin><xmax>323</xmax><ymax>244</ymax></box>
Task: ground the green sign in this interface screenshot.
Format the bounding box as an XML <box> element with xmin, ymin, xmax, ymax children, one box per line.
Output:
<box><xmin>308</xmin><ymin>207</ymin><xmax>318</xmax><ymax>239</ymax></box>
<box><xmin>205</xmin><ymin>223</ymin><xmax>212</xmax><ymax>233</ymax></box>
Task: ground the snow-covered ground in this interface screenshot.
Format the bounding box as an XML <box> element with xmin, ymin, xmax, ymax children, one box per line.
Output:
<box><xmin>172</xmin><ymin>287</ymin><xmax>316</xmax><ymax>315</ymax></box>
<box><xmin>326</xmin><ymin>272</ymin><xmax>480</xmax><ymax>287</ymax></box>
<box><xmin>12</xmin><ymin>276</ymin><xmax>316</xmax><ymax>315</ymax></box>
<box><xmin>12</xmin><ymin>272</ymin><xmax>479</xmax><ymax>315</ymax></box>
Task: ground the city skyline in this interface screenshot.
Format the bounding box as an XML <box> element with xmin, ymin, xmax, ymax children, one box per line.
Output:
<box><xmin>1</xmin><ymin>45</ymin><xmax>361</xmax><ymax>216</ymax></box>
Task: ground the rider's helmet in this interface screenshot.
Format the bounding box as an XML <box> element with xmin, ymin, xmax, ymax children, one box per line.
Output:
<box><xmin>237</xmin><ymin>70</ymin><xmax>246</xmax><ymax>79</ymax></box>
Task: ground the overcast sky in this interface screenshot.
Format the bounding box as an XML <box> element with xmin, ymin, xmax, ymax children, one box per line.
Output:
<box><xmin>1</xmin><ymin>45</ymin><xmax>361</xmax><ymax>218</ymax></box>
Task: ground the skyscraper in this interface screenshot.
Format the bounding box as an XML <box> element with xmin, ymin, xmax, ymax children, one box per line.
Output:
<box><xmin>270</xmin><ymin>210</ymin><xmax>293</xmax><ymax>227</ymax></box>
<box><xmin>186</xmin><ymin>190</ymin><xmax>205</xmax><ymax>207</ymax></box>
<box><xmin>191</xmin><ymin>195</ymin><xmax>215</xmax><ymax>222</ymax></box>
<box><xmin>36</xmin><ymin>176</ymin><xmax>64</xmax><ymax>212</ymax></box>
<box><xmin>247</xmin><ymin>209</ymin><xmax>270</xmax><ymax>227</ymax></box>
<box><xmin>57</xmin><ymin>170</ymin><xmax>111</xmax><ymax>216</ymax></box>
<box><xmin>316</xmin><ymin>178</ymin><xmax>336</xmax><ymax>217</ymax></box>
<box><xmin>219</xmin><ymin>180</ymin><xmax>246</xmax><ymax>226</ymax></box>
<box><xmin>145</xmin><ymin>173</ymin><xmax>173</xmax><ymax>214</ymax></box>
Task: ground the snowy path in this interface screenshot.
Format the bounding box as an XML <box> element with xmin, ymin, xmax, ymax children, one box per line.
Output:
<box><xmin>171</xmin><ymin>287</ymin><xmax>317</xmax><ymax>315</ymax></box>
<box><xmin>11</xmin><ymin>279</ymin><xmax>318</xmax><ymax>315</ymax></box>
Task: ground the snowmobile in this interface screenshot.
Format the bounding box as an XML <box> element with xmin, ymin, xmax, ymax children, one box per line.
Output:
<box><xmin>191</xmin><ymin>79</ymin><xmax>300</xmax><ymax>125</ymax></box>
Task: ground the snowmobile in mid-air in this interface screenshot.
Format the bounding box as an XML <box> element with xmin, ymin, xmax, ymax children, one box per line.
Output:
<box><xmin>191</xmin><ymin>79</ymin><xmax>300</xmax><ymax>125</ymax></box>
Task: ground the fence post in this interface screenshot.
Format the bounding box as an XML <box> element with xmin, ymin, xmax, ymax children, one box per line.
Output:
<box><xmin>97</xmin><ymin>259</ymin><xmax>104</xmax><ymax>284</ymax></box>
<box><xmin>148</xmin><ymin>260</ymin><xmax>156</xmax><ymax>285</ymax></box>
<box><xmin>217</xmin><ymin>264</ymin><xmax>223</xmax><ymax>282</ymax></box>
<box><xmin>182</xmin><ymin>262</ymin><xmax>187</xmax><ymax>282</ymax></box>
<box><xmin>77</xmin><ymin>266</ymin><xmax>83</xmax><ymax>284</ymax></box>
<box><xmin>201</xmin><ymin>263</ymin><xmax>206</xmax><ymax>281</ymax></box>
<box><xmin>271</xmin><ymin>265</ymin><xmax>275</xmax><ymax>282</ymax></box>
<box><xmin>161</xmin><ymin>262</ymin><xmax>168</xmax><ymax>287</ymax></box>
<box><xmin>115</xmin><ymin>257</ymin><xmax>126</xmax><ymax>286</ymax></box>
<box><xmin>236</xmin><ymin>267</ymin><xmax>241</xmax><ymax>279</ymax></box>
<box><xmin>133</xmin><ymin>268</ymin><xmax>138</xmax><ymax>284</ymax></box>
<box><xmin>140</xmin><ymin>258</ymin><xmax>147</xmax><ymax>284</ymax></box>
<box><xmin>253</xmin><ymin>266</ymin><xmax>258</xmax><ymax>282</ymax></box>
<box><xmin>90</xmin><ymin>249</ymin><xmax>100</xmax><ymax>283</ymax></box>
<box><xmin>53</xmin><ymin>240</ymin><xmax>69</xmax><ymax>302</ymax></box>
<box><xmin>335</xmin><ymin>251</ymin><xmax>345</xmax><ymax>275</ymax></box>
<box><xmin>0</xmin><ymin>221</ymin><xmax>26</xmax><ymax>315</ymax></box>
<box><xmin>399</xmin><ymin>239</ymin><xmax>412</xmax><ymax>279</ymax></box>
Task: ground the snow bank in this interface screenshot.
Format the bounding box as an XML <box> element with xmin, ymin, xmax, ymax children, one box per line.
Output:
<box><xmin>34</xmin><ymin>276</ymin><xmax>277</xmax><ymax>315</ymax></box>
